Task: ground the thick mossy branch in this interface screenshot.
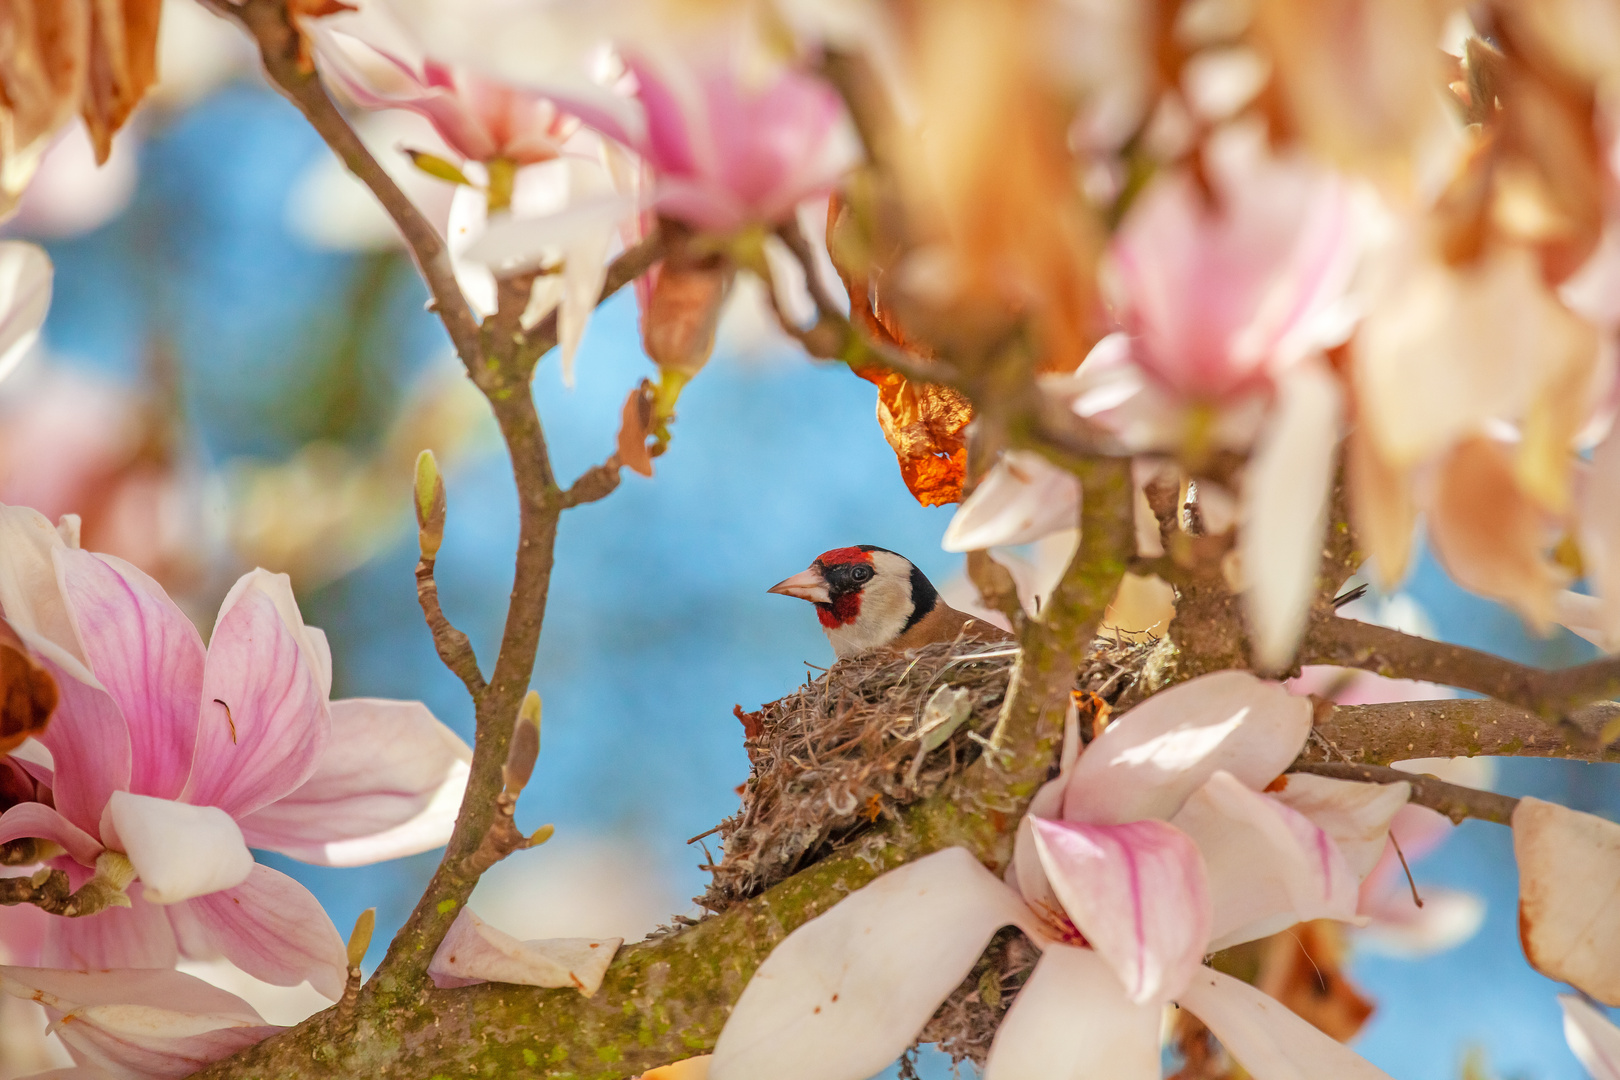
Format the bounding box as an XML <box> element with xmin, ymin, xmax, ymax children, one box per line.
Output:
<box><xmin>1305</xmin><ymin>699</ymin><xmax>1620</xmax><ymax>766</ymax></box>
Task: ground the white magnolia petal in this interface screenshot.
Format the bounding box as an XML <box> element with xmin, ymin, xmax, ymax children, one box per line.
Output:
<box><xmin>1266</xmin><ymin>774</ymin><xmax>1410</xmax><ymax>880</ymax></box>
<box><xmin>710</xmin><ymin>847</ymin><xmax>1040</xmax><ymax>1080</ymax></box>
<box><xmin>427</xmin><ymin>909</ymin><xmax>620</xmax><ymax>995</ymax></box>
<box><xmin>0</xmin><ymin>502</ymin><xmax>88</xmax><ymax>677</ymax></box>
<box><xmin>1240</xmin><ymin>360</ymin><xmax>1342</xmax><ymax>672</ymax></box>
<box><xmin>106</xmin><ymin>793</ymin><xmax>254</xmax><ymax>905</ymax></box>
<box><xmin>1357</xmin><ymin>885</ymin><xmax>1484</xmax><ymax>958</ymax></box>
<box><xmin>1171</xmin><ymin>772</ymin><xmax>1360</xmax><ymax>950</ymax></box>
<box><xmin>942</xmin><ymin>452</ymin><xmax>1081</xmax><ymax>552</ymax></box>
<box><xmin>1180</xmin><ymin>966</ymin><xmax>1396</xmax><ymax>1079</ymax></box>
<box><xmin>1561</xmin><ymin>994</ymin><xmax>1620</xmax><ymax>1080</ymax></box>
<box><xmin>989</xmin><ymin>529</ymin><xmax>1083</xmax><ymax>620</ymax></box>
<box><xmin>0</xmin><ymin>965</ymin><xmax>279</xmax><ymax>1080</ymax></box>
<box><xmin>981</xmin><ymin>945</ymin><xmax>1160</xmax><ymax>1080</ymax></box>
<box><xmin>1513</xmin><ymin>797</ymin><xmax>1620</xmax><ymax>1005</ymax></box>
<box><xmin>1061</xmin><ymin>671</ymin><xmax>1310</xmax><ymax>825</ymax></box>
<box><xmin>0</xmin><ymin>241</ymin><xmax>52</xmax><ymax>384</ymax></box>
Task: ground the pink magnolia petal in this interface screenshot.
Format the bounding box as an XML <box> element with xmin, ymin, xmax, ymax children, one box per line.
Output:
<box><xmin>710</xmin><ymin>847</ymin><xmax>1041</xmax><ymax>1080</ymax></box>
<box><xmin>1179</xmin><ymin>966</ymin><xmax>1396</xmax><ymax>1079</ymax></box>
<box><xmin>427</xmin><ymin>908</ymin><xmax>621</xmax><ymax>994</ymax></box>
<box><xmin>43</xmin><ymin>887</ymin><xmax>179</xmax><ymax>971</ymax></box>
<box><xmin>184</xmin><ymin>581</ymin><xmax>328</xmax><ymax>816</ymax></box>
<box><xmin>1171</xmin><ymin>771</ymin><xmax>1360</xmax><ymax>950</ymax></box>
<box><xmin>1030</xmin><ymin>817</ymin><xmax>1210</xmax><ymax>1004</ymax></box>
<box><xmin>207</xmin><ymin>570</ymin><xmax>328</xmax><ymax>725</ymax></box>
<box><xmin>0</xmin><ymin>503</ymin><xmax>87</xmax><ymax>675</ymax></box>
<box><xmin>1266</xmin><ymin>773</ymin><xmax>1410</xmax><ymax>880</ymax></box>
<box><xmin>38</xmin><ymin>658</ymin><xmax>131</xmax><ymax>837</ymax></box>
<box><xmin>0</xmin><ymin>965</ymin><xmax>280</xmax><ymax>1080</ymax></box>
<box><xmin>1513</xmin><ymin>796</ymin><xmax>1620</xmax><ymax>1005</ymax></box>
<box><xmin>0</xmin><ymin>801</ymin><xmax>103</xmax><ymax>866</ymax></box>
<box><xmin>981</xmin><ymin>945</ymin><xmax>1160</xmax><ymax>1080</ymax></box>
<box><xmin>305</xmin><ymin>627</ymin><xmax>333</xmax><ymax>702</ymax></box>
<box><xmin>167</xmin><ymin>864</ymin><xmax>347</xmax><ymax>1001</ymax></box>
<box><xmin>1239</xmin><ymin>360</ymin><xmax>1342</xmax><ymax>672</ymax></box>
<box><xmin>942</xmin><ymin>452</ymin><xmax>1082</xmax><ymax>552</ymax></box>
<box><xmin>1358</xmin><ymin>884</ymin><xmax>1484</xmax><ymax>958</ymax></box>
<box><xmin>238</xmin><ymin>698</ymin><xmax>470</xmax><ymax>867</ymax></box>
<box><xmin>1562</xmin><ymin>994</ymin><xmax>1620</xmax><ymax>1080</ymax></box>
<box><xmin>1360</xmin><ymin>802</ymin><xmax>1454</xmax><ymax>904</ymax></box>
<box><xmin>55</xmin><ymin>549</ymin><xmax>204</xmax><ymax>801</ymax></box>
<box><xmin>1061</xmin><ymin>671</ymin><xmax>1310</xmax><ymax>824</ymax></box>
<box><xmin>105</xmin><ymin>793</ymin><xmax>253</xmax><ymax>905</ymax></box>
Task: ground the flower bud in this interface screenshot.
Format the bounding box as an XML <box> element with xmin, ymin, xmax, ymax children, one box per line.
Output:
<box><xmin>528</xmin><ymin>823</ymin><xmax>555</xmax><ymax>847</ymax></box>
<box><xmin>414</xmin><ymin>450</ymin><xmax>447</xmax><ymax>559</ymax></box>
<box><xmin>406</xmin><ymin>150</ymin><xmax>473</xmax><ymax>188</ymax></box>
<box><xmin>502</xmin><ymin>690</ymin><xmax>541</xmax><ymax>794</ymax></box>
<box><xmin>642</xmin><ymin>260</ymin><xmax>734</xmax><ymax>377</ymax></box>
<box><xmin>347</xmin><ymin>907</ymin><xmax>376</xmax><ymax>969</ymax></box>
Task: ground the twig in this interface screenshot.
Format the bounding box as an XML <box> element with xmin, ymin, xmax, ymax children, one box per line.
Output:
<box><xmin>1303</xmin><ymin>698</ymin><xmax>1620</xmax><ymax>766</ymax></box>
<box><xmin>414</xmin><ymin>555</ymin><xmax>485</xmax><ymax>696</ymax></box>
<box><xmin>560</xmin><ymin>454</ymin><xmax>624</xmax><ymax>508</ymax></box>
<box><xmin>1287</xmin><ymin>761</ymin><xmax>1520</xmax><ymax>825</ymax></box>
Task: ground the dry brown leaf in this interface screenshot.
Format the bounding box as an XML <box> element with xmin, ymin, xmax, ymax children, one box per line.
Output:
<box><xmin>0</xmin><ymin>617</ymin><xmax>57</xmax><ymax>756</ymax></box>
<box><xmin>1254</xmin><ymin>920</ymin><xmax>1375</xmax><ymax>1042</ymax></box>
<box><xmin>80</xmin><ymin>0</ymin><xmax>162</xmax><ymax>164</ymax></box>
<box><xmin>615</xmin><ymin>383</ymin><xmax>655</xmax><ymax>478</ymax></box>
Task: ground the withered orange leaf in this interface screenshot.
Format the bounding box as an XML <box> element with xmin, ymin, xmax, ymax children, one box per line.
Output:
<box><xmin>0</xmin><ymin>618</ymin><xmax>57</xmax><ymax>756</ymax></box>
<box><xmin>1255</xmin><ymin>919</ymin><xmax>1375</xmax><ymax>1042</ymax></box>
<box><xmin>81</xmin><ymin>0</ymin><xmax>163</xmax><ymax>164</ymax></box>
<box><xmin>616</xmin><ymin>382</ymin><xmax>655</xmax><ymax>478</ymax></box>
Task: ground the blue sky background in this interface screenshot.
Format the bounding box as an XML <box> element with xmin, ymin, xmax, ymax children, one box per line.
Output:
<box><xmin>21</xmin><ymin>78</ymin><xmax>1620</xmax><ymax>1080</ymax></box>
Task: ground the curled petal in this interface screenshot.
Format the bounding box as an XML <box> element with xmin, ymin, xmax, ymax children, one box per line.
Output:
<box><xmin>0</xmin><ymin>503</ymin><xmax>86</xmax><ymax>676</ymax></box>
<box><xmin>56</xmin><ymin>550</ymin><xmax>205</xmax><ymax>802</ymax></box>
<box><xmin>1562</xmin><ymin>994</ymin><xmax>1620</xmax><ymax>1080</ymax></box>
<box><xmin>1171</xmin><ymin>772</ymin><xmax>1360</xmax><ymax>950</ymax></box>
<box><xmin>1513</xmin><ymin>797</ymin><xmax>1620</xmax><ymax>1005</ymax></box>
<box><xmin>0</xmin><ymin>965</ymin><xmax>280</xmax><ymax>1080</ymax></box>
<box><xmin>167</xmin><ymin>864</ymin><xmax>347</xmax><ymax>1001</ymax></box>
<box><xmin>428</xmin><ymin>908</ymin><xmax>621</xmax><ymax>994</ymax></box>
<box><xmin>1061</xmin><ymin>671</ymin><xmax>1310</xmax><ymax>825</ymax></box>
<box><xmin>184</xmin><ymin>580</ymin><xmax>329</xmax><ymax>817</ymax></box>
<box><xmin>710</xmin><ymin>847</ymin><xmax>1040</xmax><ymax>1080</ymax></box>
<box><xmin>1179</xmin><ymin>965</ymin><xmax>1396</xmax><ymax>1079</ymax></box>
<box><xmin>239</xmin><ymin>698</ymin><xmax>470</xmax><ymax>867</ymax></box>
<box><xmin>106</xmin><ymin>793</ymin><xmax>253</xmax><ymax>905</ymax></box>
<box><xmin>982</xmin><ymin>945</ymin><xmax>1160</xmax><ymax>1080</ymax></box>
<box><xmin>1239</xmin><ymin>360</ymin><xmax>1342</xmax><ymax>672</ymax></box>
<box><xmin>0</xmin><ymin>801</ymin><xmax>103</xmax><ymax>866</ymax></box>
<box><xmin>1030</xmin><ymin>817</ymin><xmax>1210</xmax><ymax>1004</ymax></box>
<box><xmin>1266</xmin><ymin>773</ymin><xmax>1409</xmax><ymax>880</ymax></box>
<box><xmin>942</xmin><ymin>452</ymin><xmax>1081</xmax><ymax>552</ymax></box>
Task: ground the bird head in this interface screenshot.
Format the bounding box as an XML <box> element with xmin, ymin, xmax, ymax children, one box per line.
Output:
<box><xmin>768</xmin><ymin>545</ymin><xmax>939</xmax><ymax>658</ymax></box>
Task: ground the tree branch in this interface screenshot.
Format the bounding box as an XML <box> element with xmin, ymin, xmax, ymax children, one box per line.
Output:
<box><xmin>1301</xmin><ymin>614</ymin><xmax>1620</xmax><ymax>722</ymax></box>
<box><xmin>1287</xmin><ymin>761</ymin><xmax>1521</xmax><ymax>826</ymax></box>
<box><xmin>1303</xmin><ymin>699</ymin><xmax>1620</xmax><ymax>766</ymax></box>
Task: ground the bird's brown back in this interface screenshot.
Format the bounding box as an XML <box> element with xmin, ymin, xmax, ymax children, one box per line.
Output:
<box><xmin>890</xmin><ymin>601</ymin><xmax>1013</xmax><ymax>651</ymax></box>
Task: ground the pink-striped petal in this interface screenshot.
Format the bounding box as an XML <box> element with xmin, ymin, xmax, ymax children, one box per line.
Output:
<box><xmin>1061</xmin><ymin>671</ymin><xmax>1310</xmax><ymax>825</ymax></box>
<box><xmin>1029</xmin><ymin>817</ymin><xmax>1210</xmax><ymax>1004</ymax></box>
<box><xmin>1513</xmin><ymin>796</ymin><xmax>1620</xmax><ymax>1005</ymax></box>
<box><xmin>37</xmin><ymin>658</ymin><xmax>130</xmax><ymax>838</ymax></box>
<box><xmin>43</xmin><ymin>887</ymin><xmax>179</xmax><ymax>971</ymax></box>
<box><xmin>710</xmin><ymin>848</ymin><xmax>1041</xmax><ymax>1080</ymax></box>
<box><xmin>1266</xmin><ymin>772</ymin><xmax>1410</xmax><ymax>880</ymax></box>
<box><xmin>1562</xmin><ymin>994</ymin><xmax>1620</xmax><ymax>1080</ymax></box>
<box><xmin>427</xmin><ymin>908</ymin><xmax>621</xmax><ymax>993</ymax></box>
<box><xmin>238</xmin><ymin>698</ymin><xmax>470</xmax><ymax>867</ymax></box>
<box><xmin>55</xmin><ymin>549</ymin><xmax>204</xmax><ymax>802</ymax></box>
<box><xmin>105</xmin><ymin>793</ymin><xmax>253</xmax><ymax>905</ymax></box>
<box><xmin>183</xmin><ymin>579</ymin><xmax>328</xmax><ymax>817</ymax></box>
<box><xmin>982</xmin><ymin>945</ymin><xmax>1160</xmax><ymax>1080</ymax></box>
<box><xmin>1171</xmin><ymin>771</ymin><xmax>1360</xmax><ymax>950</ymax></box>
<box><xmin>0</xmin><ymin>801</ymin><xmax>103</xmax><ymax>866</ymax></box>
<box><xmin>167</xmin><ymin>864</ymin><xmax>346</xmax><ymax>1001</ymax></box>
<box><xmin>0</xmin><ymin>965</ymin><xmax>280</xmax><ymax>1080</ymax></box>
<box><xmin>1179</xmin><ymin>966</ymin><xmax>1397</xmax><ymax>1079</ymax></box>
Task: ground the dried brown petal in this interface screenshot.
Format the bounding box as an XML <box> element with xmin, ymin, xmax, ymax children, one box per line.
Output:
<box><xmin>0</xmin><ymin>617</ymin><xmax>56</xmax><ymax>756</ymax></box>
<box><xmin>616</xmin><ymin>382</ymin><xmax>655</xmax><ymax>478</ymax></box>
<box><xmin>0</xmin><ymin>0</ymin><xmax>90</xmax><ymax>211</ymax></box>
<box><xmin>80</xmin><ymin>0</ymin><xmax>162</xmax><ymax>164</ymax></box>
<box><xmin>641</xmin><ymin>260</ymin><xmax>733</xmax><ymax>376</ymax></box>
<box><xmin>1254</xmin><ymin>920</ymin><xmax>1375</xmax><ymax>1043</ymax></box>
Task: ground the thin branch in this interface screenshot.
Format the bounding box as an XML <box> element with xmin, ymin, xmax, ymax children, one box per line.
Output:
<box><xmin>1303</xmin><ymin>699</ymin><xmax>1620</xmax><ymax>767</ymax></box>
<box><xmin>197</xmin><ymin>0</ymin><xmax>481</xmax><ymax>368</ymax></box>
<box><xmin>1301</xmin><ymin>614</ymin><xmax>1620</xmax><ymax>722</ymax></box>
<box><xmin>414</xmin><ymin>555</ymin><xmax>485</xmax><ymax>696</ymax></box>
<box><xmin>1287</xmin><ymin>761</ymin><xmax>1521</xmax><ymax>826</ymax></box>
<box><xmin>560</xmin><ymin>454</ymin><xmax>624</xmax><ymax>508</ymax></box>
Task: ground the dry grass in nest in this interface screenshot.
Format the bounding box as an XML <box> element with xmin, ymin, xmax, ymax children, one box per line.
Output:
<box><xmin>695</xmin><ymin>632</ymin><xmax>1160</xmax><ymax>914</ymax></box>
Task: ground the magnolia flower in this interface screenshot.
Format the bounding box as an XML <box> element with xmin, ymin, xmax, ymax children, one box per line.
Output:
<box><xmin>711</xmin><ymin>672</ymin><xmax>1407</xmax><ymax>1080</ymax></box>
<box><xmin>0</xmin><ymin>505</ymin><xmax>471</xmax><ymax>998</ymax></box>
<box><xmin>1563</xmin><ymin>994</ymin><xmax>1620</xmax><ymax>1080</ymax></box>
<box><xmin>0</xmin><ymin>966</ymin><xmax>282</xmax><ymax>1080</ymax></box>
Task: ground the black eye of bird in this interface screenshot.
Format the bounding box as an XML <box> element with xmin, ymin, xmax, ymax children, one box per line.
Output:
<box><xmin>851</xmin><ymin>565</ymin><xmax>873</xmax><ymax>584</ymax></box>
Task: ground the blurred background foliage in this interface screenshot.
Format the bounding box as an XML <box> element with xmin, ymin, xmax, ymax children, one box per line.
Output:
<box><xmin>1</xmin><ymin>4</ymin><xmax>1616</xmax><ymax>1078</ymax></box>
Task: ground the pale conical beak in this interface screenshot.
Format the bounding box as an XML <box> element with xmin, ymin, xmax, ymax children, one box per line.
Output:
<box><xmin>767</xmin><ymin>567</ymin><xmax>831</xmax><ymax>604</ymax></box>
